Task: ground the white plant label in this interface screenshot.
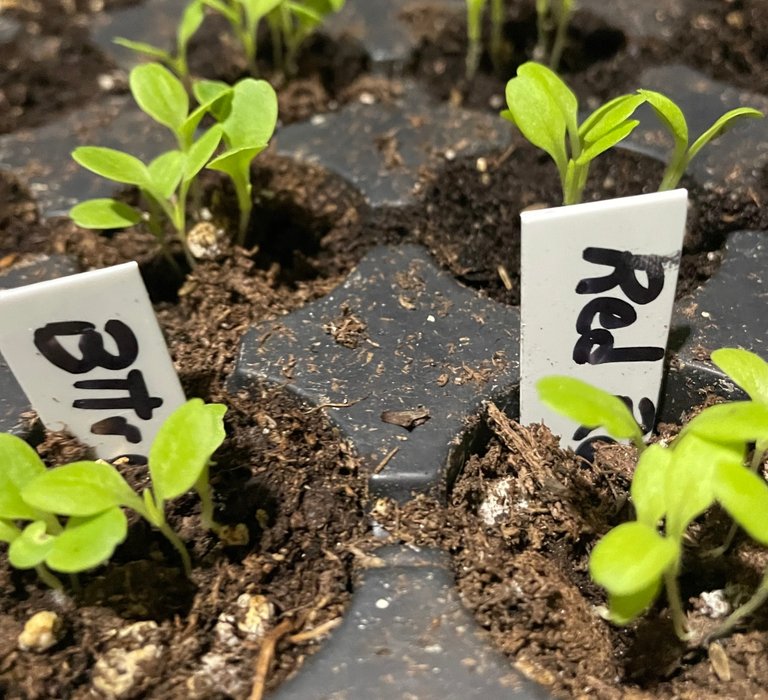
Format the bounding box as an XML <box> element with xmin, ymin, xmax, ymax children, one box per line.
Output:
<box><xmin>520</xmin><ymin>189</ymin><xmax>688</xmax><ymax>457</ymax></box>
<box><xmin>0</xmin><ymin>262</ymin><xmax>185</xmax><ymax>462</ymax></box>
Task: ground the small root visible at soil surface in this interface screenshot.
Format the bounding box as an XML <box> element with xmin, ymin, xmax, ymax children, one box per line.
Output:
<box><xmin>374</xmin><ymin>404</ymin><xmax>768</xmax><ymax>699</ymax></box>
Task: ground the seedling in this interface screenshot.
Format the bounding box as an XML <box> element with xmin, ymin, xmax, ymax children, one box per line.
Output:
<box><xmin>266</xmin><ymin>0</ymin><xmax>346</xmax><ymax>77</ymax></box>
<box><xmin>502</xmin><ymin>61</ymin><xmax>646</xmax><ymax>205</ymax></box>
<box><xmin>533</xmin><ymin>0</ymin><xmax>573</xmax><ymax>71</ymax></box>
<box><xmin>638</xmin><ymin>90</ymin><xmax>763</xmax><ymax>191</ymax></box>
<box><xmin>202</xmin><ymin>0</ymin><xmax>344</xmax><ymax>76</ymax></box>
<box><xmin>1</xmin><ymin>399</ymin><xmax>227</xmax><ymax>585</ymax></box>
<box><xmin>114</xmin><ymin>0</ymin><xmax>205</xmax><ymax>81</ymax></box>
<box><xmin>69</xmin><ymin>63</ymin><xmax>277</xmax><ymax>263</ymax></box>
<box><xmin>199</xmin><ymin>77</ymin><xmax>279</xmax><ymax>244</ymax></box>
<box><xmin>537</xmin><ymin>364</ymin><xmax>768</xmax><ymax>642</ymax></box>
<box><xmin>464</xmin><ymin>0</ymin><xmax>509</xmax><ymax>80</ymax></box>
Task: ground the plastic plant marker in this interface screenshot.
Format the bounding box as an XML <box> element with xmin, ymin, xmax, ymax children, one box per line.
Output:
<box><xmin>520</xmin><ymin>190</ymin><xmax>687</xmax><ymax>456</ymax></box>
<box><xmin>0</xmin><ymin>262</ymin><xmax>185</xmax><ymax>462</ymax></box>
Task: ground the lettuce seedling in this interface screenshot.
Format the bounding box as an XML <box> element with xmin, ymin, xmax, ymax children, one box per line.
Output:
<box><xmin>5</xmin><ymin>399</ymin><xmax>227</xmax><ymax>582</ymax></box>
<box><xmin>637</xmin><ymin>89</ymin><xmax>763</xmax><ymax>191</ymax></box>
<box><xmin>266</xmin><ymin>0</ymin><xmax>346</xmax><ymax>77</ymax></box>
<box><xmin>202</xmin><ymin>0</ymin><xmax>283</xmax><ymax>73</ymax></box>
<box><xmin>502</xmin><ymin>62</ymin><xmax>646</xmax><ymax>205</ymax></box>
<box><xmin>534</xmin><ymin>0</ymin><xmax>573</xmax><ymax>71</ymax></box>
<box><xmin>114</xmin><ymin>0</ymin><xmax>205</xmax><ymax>80</ymax></box>
<box><xmin>202</xmin><ymin>0</ymin><xmax>344</xmax><ymax>76</ymax></box>
<box><xmin>70</xmin><ymin>64</ymin><xmax>277</xmax><ymax>263</ymax></box>
<box><xmin>464</xmin><ymin>0</ymin><xmax>509</xmax><ymax>80</ymax></box>
<box><xmin>70</xmin><ymin>63</ymin><xmax>225</xmax><ymax>266</ymax></box>
<box><xmin>465</xmin><ymin>0</ymin><xmax>487</xmax><ymax>80</ymax></box>
<box><xmin>202</xmin><ymin>77</ymin><xmax>279</xmax><ymax>244</ymax></box>
<box><xmin>537</xmin><ymin>368</ymin><xmax>768</xmax><ymax>641</ymax></box>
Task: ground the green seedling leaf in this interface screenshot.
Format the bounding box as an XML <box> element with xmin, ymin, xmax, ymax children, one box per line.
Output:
<box><xmin>130</xmin><ymin>63</ymin><xmax>189</xmax><ymax>133</ymax></box>
<box><xmin>149</xmin><ymin>399</ymin><xmax>227</xmax><ymax>502</ymax></box>
<box><xmin>148</xmin><ymin>151</ymin><xmax>185</xmax><ymax>199</ymax></box>
<box><xmin>220</xmin><ymin>79</ymin><xmax>278</xmax><ymax>149</ymax></box>
<box><xmin>580</xmin><ymin>94</ymin><xmax>645</xmax><ymax>144</ymax></box>
<box><xmin>180</xmin><ymin>80</ymin><xmax>234</xmax><ymax>148</ymax></box>
<box><xmin>590</xmin><ymin>521</ymin><xmax>678</xmax><ymax>597</ymax></box>
<box><xmin>202</xmin><ymin>0</ymin><xmax>240</xmax><ymax>23</ymax></box>
<box><xmin>711</xmin><ymin>348</ymin><xmax>768</xmax><ymax>404</ymax></box>
<box><xmin>688</xmin><ymin>108</ymin><xmax>764</xmax><ymax>163</ymax></box>
<box><xmin>714</xmin><ymin>460</ymin><xmax>768</xmax><ymax>545</ymax></box>
<box><xmin>537</xmin><ymin>375</ymin><xmax>645</xmax><ymax>446</ymax></box>
<box><xmin>207</xmin><ymin>146</ymin><xmax>263</xmax><ymax>177</ymax></box>
<box><xmin>113</xmin><ymin>38</ymin><xmax>172</xmax><ymax>62</ymax></box>
<box><xmin>631</xmin><ymin>443</ymin><xmax>671</xmax><ymax>527</ymax></box>
<box><xmin>242</xmin><ymin>0</ymin><xmax>284</xmax><ymax>19</ymax></box>
<box><xmin>503</xmin><ymin>62</ymin><xmax>572</xmax><ymax>177</ymax></box>
<box><xmin>665</xmin><ymin>432</ymin><xmax>743</xmax><ymax>538</ymax></box>
<box><xmin>70</xmin><ymin>199</ymin><xmax>142</xmax><ymax>230</ymax></box>
<box><xmin>192</xmin><ymin>79</ymin><xmax>233</xmax><ymax>119</ymax></box>
<box><xmin>23</xmin><ymin>461</ymin><xmax>142</xmax><ymax>517</ymax></box>
<box><xmin>0</xmin><ymin>434</ymin><xmax>47</xmax><ymax>520</ymax></box>
<box><xmin>0</xmin><ymin>519</ymin><xmax>20</xmax><ymax>544</ymax></box>
<box><xmin>607</xmin><ymin>578</ymin><xmax>662</xmax><ymax>625</ymax></box>
<box><xmin>8</xmin><ymin>521</ymin><xmax>55</xmax><ymax>569</ymax></box>
<box><xmin>72</xmin><ymin>146</ymin><xmax>150</xmax><ymax>187</ymax></box>
<box><xmin>46</xmin><ymin>508</ymin><xmax>128</xmax><ymax>573</ymax></box>
<box><xmin>185</xmin><ymin>126</ymin><xmax>223</xmax><ymax>182</ymax></box>
<box><xmin>575</xmin><ymin>120</ymin><xmax>639</xmax><ymax>166</ymax></box>
<box><xmin>681</xmin><ymin>400</ymin><xmax>768</xmax><ymax>445</ymax></box>
<box><xmin>178</xmin><ymin>0</ymin><xmax>206</xmax><ymax>49</ymax></box>
<box><xmin>637</xmin><ymin>90</ymin><xmax>688</xmax><ymax>155</ymax></box>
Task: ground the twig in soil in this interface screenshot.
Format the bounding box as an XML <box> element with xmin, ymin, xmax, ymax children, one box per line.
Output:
<box><xmin>288</xmin><ymin>617</ymin><xmax>342</xmax><ymax>644</ymax></box>
<box><xmin>249</xmin><ymin>618</ymin><xmax>295</xmax><ymax>700</ymax></box>
<box><xmin>373</xmin><ymin>446</ymin><xmax>400</xmax><ymax>474</ymax></box>
<box><xmin>305</xmin><ymin>395</ymin><xmax>369</xmax><ymax>412</ymax></box>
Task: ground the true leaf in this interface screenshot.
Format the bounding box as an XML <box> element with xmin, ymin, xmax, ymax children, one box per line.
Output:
<box><xmin>589</xmin><ymin>521</ymin><xmax>678</xmax><ymax>596</ymax></box>
<box><xmin>130</xmin><ymin>63</ymin><xmax>189</xmax><ymax>133</ymax></box>
<box><xmin>580</xmin><ymin>94</ymin><xmax>646</xmax><ymax>144</ymax></box>
<box><xmin>8</xmin><ymin>521</ymin><xmax>55</xmax><ymax>569</ymax></box>
<box><xmin>711</xmin><ymin>347</ymin><xmax>768</xmax><ymax>404</ymax></box>
<box><xmin>70</xmin><ymin>199</ymin><xmax>142</xmax><ymax>230</ymax></box>
<box><xmin>149</xmin><ymin>399</ymin><xmax>227</xmax><ymax>502</ymax></box>
<box><xmin>575</xmin><ymin>120</ymin><xmax>639</xmax><ymax>165</ymax></box>
<box><xmin>22</xmin><ymin>461</ymin><xmax>142</xmax><ymax>517</ymax></box>
<box><xmin>46</xmin><ymin>508</ymin><xmax>128</xmax><ymax>573</ymax></box>
<box><xmin>536</xmin><ymin>376</ymin><xmax>644</xmax><ymax>445</ymax></box>
<box><xmin>714</xmin><ymin>460</ymin><xmax>768</xmax><ymax>545</ymax></box>
<box><xmin>72</xmin><ymin>146</ymin><xmax>150</xmax><ymax>187</ymax></box>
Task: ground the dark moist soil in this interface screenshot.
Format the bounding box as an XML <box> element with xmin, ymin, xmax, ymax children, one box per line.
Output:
<box><xmin>374</xmin><ymin>404</ymin><xmax>768</xmax><ymax>700</ymax></box>
<box><xmin>2</xmin><ymin>0</ymin><xmax>768</xmax><ymax>698</ymax></box>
